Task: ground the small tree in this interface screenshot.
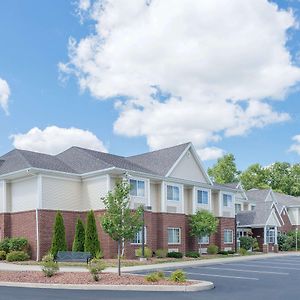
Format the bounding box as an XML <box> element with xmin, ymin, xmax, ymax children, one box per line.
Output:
<box><xmin>101</xmin><ymin>180</ymin><xmax>143</xmax><ymax>276</ymax></box>
<box><xmin>84</xmin><ymin>210</ymin><xmax>101</xmax><ymax>257</ymax></box>
<box><xmin>50</xmin><ymin>212</ymin><xmax>67</xmax><ymax>256</ymax></box>
<box><xmin>189</xmin><ymin>210</ymin><xmax>219</xmax><ymax>255</ymax></box>
<box><xmin>72</xmin><ymin>218</ymin><xmax>85</xmax><ymax>252</ymax></box>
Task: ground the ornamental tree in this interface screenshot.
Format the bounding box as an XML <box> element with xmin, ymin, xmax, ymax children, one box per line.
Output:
<box><xmin>50</xmin><ymin>212</ymin><xmax>67</xmax><ymax>256</ymax></box>
<box><xmin>85</xmin><ymin>210</ymin><xmax>101</xmax><ymax>257</ymax></box>
<box><xmin>189</xmin><ymin>210</ymin><xmax>219</xmax><ymax>255</ymax></box>
<box><xmin>72</xmin><ymin>218</ymin><xmax>85</xmax><ymax>252</ymax></box>
<box><xmin>101</xmin><ymin>180</ymin><xmax>143</xmax><ymax>276</ymax></box>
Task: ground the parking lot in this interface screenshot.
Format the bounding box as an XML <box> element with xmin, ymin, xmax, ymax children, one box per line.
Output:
<box><xmin>130</xmin><ymin>254</ymin><xmax>300</xmax><ymax>300</ymax></box>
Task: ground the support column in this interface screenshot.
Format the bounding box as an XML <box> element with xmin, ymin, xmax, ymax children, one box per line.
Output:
<box><xmin>263</xmin><ymin>226</ymin><xmax>268</xmax><ymax>253</ymax></box>
<box><xmin>274</xmin><ymin>226</ymin><xmax>279</xmax><ymax>253</ymax></box>
<box><xmin>160</xmin><ymin>181</ymin><xmax>165</xmax><ymax>212</ymax></box>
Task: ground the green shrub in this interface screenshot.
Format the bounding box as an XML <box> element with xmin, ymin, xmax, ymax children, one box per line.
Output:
<box><xmin>167</xmin><ymin>251</ymin><xmax>183</xmax><ymax>258</ymax></box>
<box><xmin>135</xmin><ymin>246</ymin><xmax>152</xmax><ymax>258</ymax></box>
<box><xmin>41</xmin><ymin>254</ymin><xmax>59</xmax><ymax>277</ymax></box>
<box><xmin>0</xmin><ymin>251</ymin><xmax>6</xmax><ymax>260</ymax></box>
<box><xmin>207</xmin><ymin>244</ymin><xmax>218</xmax><ymax>255</ymax></box>
<box><xmin>50</xmin><ymin>212</ymin><xmax>67</xmax><ymax>256</ymax></box>
<box><xmin>238</xmin><ymin>248</ymin><xmax>247</xmax><ymax>256</ymax></box>
<box><xmin>85</xmin><ymin>210</ymin><xmax>101</xmax><ymax>258</ymax></box>
<box><xmin>227</xmin><ymin>250</ymin><xmax>235</xmax><ymax>255</ymax></box>
<box><xmin>0</xmin><ymin>238</ymin><xmax>10</xmax><ymax>253</ymax></box>
<box><xmin>218</xmin><ymin>250</ymin><xmax>229</xmax><ymax>255</ymax></box>
<box><xmin>95</xmin><ymin>250</ymin><xmax>104</xmax><ymax>259</ymax></box>
<box><xmin>145</xmin><ymin>271</ymin><xmax>164</xmax><ymax>282</ymax></box>
<box><xmin>88</xmin><ymin>258</ymin><xmax>105</xmax><ymax>281</ymax></box>
<box><xmin>185</xmin><ymin>251</ymin><xmax>200</xmax><ymax>258</ymax></box>
<box><xmin>170</xmin><ymin>269</ymin><xmax>186</xmax><ymax>282</ymax></box>
<box><xmin>155</xmin><ymin>249</ymin><xmax>167</xmax><ymax>258</ymax></box>
<box><xmin>72</xmin><ymin>218</ymin><xmax>85</xmax><ymax>252</ymax></box>
<box><xmin>252</xmin><ymin>238</ymin><xmax>260</xmax><ymax>251</ymax></box>
<box><xmin>6</xmin><ymin>251</ymin><xmax>29</xmax><ymax>262</ymax></box>
<box><xmin>239</xmin><ymin>236</ymin><xmax>254</xmax><ymax>251</ymax></box>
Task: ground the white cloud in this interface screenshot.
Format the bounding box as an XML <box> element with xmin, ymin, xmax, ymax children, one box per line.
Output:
<box><xmin>10</xmin><ymin>126</ymin><xmax>107</xmax><ymax>155</ymax></box>
<box><xmin>197</xmin><ymin>147</ymin><xmax>225</xmax><ymax>161</ymax></box>
<box><xmin>60</xmin><ymin>0</ymin><xmax>300</xmax><ymax>160</ymax></box>
<box><xmin>0</xmin><ymin>78</ymin><xmax>10</xmax><ymax>115</ymax></box>
<box><xmin>289</xmin><ymin>135</ymin><xmax>300</xmax><ymax>155</ymax></box>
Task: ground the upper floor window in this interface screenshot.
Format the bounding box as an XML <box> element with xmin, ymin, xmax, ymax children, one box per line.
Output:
<box><xmin>167</xmin><ymin>185</ymin><xmax>180</xmax><ymax>201</ymax></box>
<box><xmin>235</xmin><ymin>203</ymin><xmax>242</xmax><ymax>213</ymax></box>
<box><xmin>197</xmin><ymin>190</ymin><xmax>209</xmax><ymax>205</ymax></box>
<box><xmin>130</xmin><ymin>179</ymin><xmax>145</xmax><ymax>197</ymax></box>
<box><xmin>223</xmin><ymin>194</ymin><xmax>232</xmax><ymax>207</ymax></box>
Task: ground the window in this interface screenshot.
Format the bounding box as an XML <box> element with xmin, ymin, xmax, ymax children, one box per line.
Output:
<box><xmin>199</xmin><ymin>235</ymin><xmax>209</xmax><ymax>244</ymax></box>
<box><xmin>167</xmin><ymin>185</ymin><xmax>180</xmax><ymax>201</ymax></box>
<box><xmin>251</xmin><ymin>205</ymin><xmax>256</xmax><ymax>211</ymax></box>
<box><xmin>224</xmin><ymin>229</ymin><xmax>233</xmax><ymax>244</ymax></box>
<box><xmin>266</xmin><ymin>229</ymin><xmax>275</xmax><ymax>244</ymax></box>
<box><xmin>223</xmin><ymin>194</ymin><xmax>232</xmax><ymax>207</ymax></box>
<box><xmin>130</xmin><ymin>179</ymin><xmax>145</xmax><ymax>197</ymax></box>
<box><xmin>132</xmin><ymin>227</ymin><xmax>147</xmax><ymax>244</ymax></box>
<box><xmin>197</xmin><ymin>190</ymin><xmax>209</xmax><ymax>205</ymax></box>
<box><xmin>168</xmin><ymin>228</ymin><xmax>181</xmax><ymax>244</ymax></box>
<box><xmin>235</xmin><ymin>203</ymin><xmax>242</xmax><ymax>213</ymax></box>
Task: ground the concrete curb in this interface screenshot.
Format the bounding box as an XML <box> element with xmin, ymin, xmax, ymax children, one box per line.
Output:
<box><xmin>0</xmin><ymin>280</ymin><xmax>214</xmax><ymax>292</ymax></box>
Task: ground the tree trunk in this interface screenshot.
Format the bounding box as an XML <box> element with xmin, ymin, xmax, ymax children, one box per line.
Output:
<box><xmin>117</xmin><ymin>239</ymin><xmax>121</xmax><ymax>276</ymax></box>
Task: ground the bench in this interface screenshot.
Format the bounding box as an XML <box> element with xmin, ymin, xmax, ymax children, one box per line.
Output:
<box><xmin>55</xmin><ymin>251</ymin><xmax>92</xmax><ymax>264</ymax></box>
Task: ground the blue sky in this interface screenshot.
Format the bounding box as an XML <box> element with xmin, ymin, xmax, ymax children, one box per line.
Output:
<box><xmin>1</xmin><ymin>0</ymin><xmax>300</xmax><ymax>171</ymax></box>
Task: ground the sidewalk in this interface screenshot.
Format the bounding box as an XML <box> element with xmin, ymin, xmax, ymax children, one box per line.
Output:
<box><xmin>0</xmin><ymin>252</ymin><xmax>298</xmax><ymax>273</ymax></box>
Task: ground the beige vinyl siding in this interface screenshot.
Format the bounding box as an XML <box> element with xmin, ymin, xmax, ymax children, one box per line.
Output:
<box><xmin>150</xmin><ymin>183</ymin><xmax>161</xmax><ymax>212</ymax></box>
<box><xmin>42</xmin><ymin>176</ymin><xmax>81</xmax><ymax>211</ymax></box>
<box><xmin>170</xmin><ymin>150</ymin><xmax>207</xmax><ymax>183</ymax></box>
<box><xmin>0</xmin><ymin>181</ymin><xmax>4</xmax><ymax>212</ymax></box>
<box><xmin>10</xmin><ymin>177</ymin><xmax>37</xmax><ymax>212</ymax></box>
<box><xmin>82</xmin><ymin>175</ymin><xmax>108</xmax><ymax>210</ymax></box>
<box><xmin>211</xmin><ymin>191</ymin><xmax>220</xmax><ymax>217</ymax></box>
<box><xmin>184</xmin><ymin>188</ymin><xmax>192</xmax><ymax>215</ymax></box>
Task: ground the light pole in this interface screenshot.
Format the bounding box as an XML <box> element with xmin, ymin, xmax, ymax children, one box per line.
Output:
<box><xmin>141</xmin><ymin>205</ymin><xmax>152</xmax><ymax>261</ymax></box>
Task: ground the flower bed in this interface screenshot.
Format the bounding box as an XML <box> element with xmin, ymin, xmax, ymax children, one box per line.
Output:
<box><xmin>0</xmin><ymin>271</ymin><xmax>194</xmax><ymax>286</ymax></box>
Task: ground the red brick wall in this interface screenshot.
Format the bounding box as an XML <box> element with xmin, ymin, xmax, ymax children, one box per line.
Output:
<box><xmin>280</xmin><ymin>210</ymin><xmax>294</xmax><ymax>233</ymax></box>
<box><xmin>252</xmin><ymin>228</ymin><xmax>264</xmax><ymax>251</ymax></box>
<box><xmin>0</xmin><ymin>209</ymin><xmax>237</xmax><ymax>260</ymax></box>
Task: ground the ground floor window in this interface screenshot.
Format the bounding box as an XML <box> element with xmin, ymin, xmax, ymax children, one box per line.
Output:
<box><xmin>198</xmin><ymin>235</ymin><xmax>209</xmax><ymax>244</ymax></box>
<box><xmin>132</xmin><ymin>227</ymin><xmax>147</xmax><ymax>244</ymax></box>
<box><xmin>168</xmin><ymin>227</ymin><xmax>181</xmax><ymax>244</ymax></box>
<box><xmin>266</xmin><ymin>228</ymin><xmax>275</xmax><ymax>244</ymax></box>
<box><xmin>224</xmin><ymin>229</ymin><xmax>233</xmax><ymax>244</ymax></box>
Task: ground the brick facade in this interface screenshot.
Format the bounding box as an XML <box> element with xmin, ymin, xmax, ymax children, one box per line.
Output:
<box><xmin>0</xmin><ymin>209</ymin><xmax>236</xmax><ymax>260</ymax></box>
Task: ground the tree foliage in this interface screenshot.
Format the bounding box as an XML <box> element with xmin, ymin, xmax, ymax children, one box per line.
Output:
<box><xmin>101</xmin><ymin>180</ymin><xmax>143</xmax><ymax>275</ymax></box>
<box><xmin>50</xmin><ymin>212</ymin><xmax>67</xmax><ymax>256</ymax></box>
<box><xmin>85</xmin><ymin>210</ymin><xmax>101</xmax><ymax>257</ymax></box>
<box><xmin>208</xmin><ymin>154</ymin><xmax>240</xmax><ymax>184</ymax></box>
<box><xmin>189</xmin><ymin>210</ymin><xmax>218</xmax><ymax>254</ymax></box>
<box><xmin>72</xmin><ymin>218</ymin><xmax>85</xmax><ymax>252</ymax></box>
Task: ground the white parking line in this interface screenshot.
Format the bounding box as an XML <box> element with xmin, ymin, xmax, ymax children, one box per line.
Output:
<box><xmin>224</xmin><ymin>263</ymin><xmax>300</xmax><ymax>271</ymax></box>
<box><xmin>198</xmin><ymin>266</ymin><xmax>288</xmax><ymax>275</ymax></box>
<box><xmin>252</xmin><ymin>261</ymin><xmax>300</xmax><ymax>266</ymax></box>
<box><xmin>164</xmin><ymin>270</ymin><xmax>258</xmax><ymax>281</ymax></box>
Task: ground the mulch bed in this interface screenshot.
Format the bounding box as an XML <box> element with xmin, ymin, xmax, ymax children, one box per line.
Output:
<box><xmin>0</xmin><ymin>271</ymin><xmax>194</xmax><ymax>286</ymax></box>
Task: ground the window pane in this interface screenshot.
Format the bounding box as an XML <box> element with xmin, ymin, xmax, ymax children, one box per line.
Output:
<box><xmin>199</xmin><ymin>235</ymin><xmax>209</xmax><ymax>244</ymax></box>
<box><xmin>168</xmin><ymin>228</ymin><xmax>173</xmax><ymax>243</ymax></box>
<box><xmin>224</xmin><ymin>230</ymin><xmax>233</xmax><ymax>243</ymax></box>
<box><xmin>173</xmin><ymin>186</ymin><xmax>179</xmax><ymax>201</ymax></box>
<box><xmin>198</xmin><ymin>190</ymin><xmax>208</xmax><ymax>204</ymax></box>
<box><xmin>130</xmin><ymin>179</ymin><xmax>137</xmax><ymax>196</ymax></box>
<box><xmin>168</xmin><ymin>228</ymin><xmax>180</xmax><ymax>244</ymax></box>
<box><xmin>137</xmin><ymin>180</ymin><xmax>145</xmax><ymax>197</ymax></box>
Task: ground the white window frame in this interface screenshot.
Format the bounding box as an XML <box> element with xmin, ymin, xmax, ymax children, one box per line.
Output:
<box><xmin>129</xmin><ymin>178</ymin><xmax>145</xmax><ymax>198</ymax></box>
<box><xmin>168</xmin><ymin>227</ymin><xmax>181</xmax><ymax>245</ymax></box>
<box><xmin>235</xmin><ymin>203</ymin><xmax>242</xmax><ymax>213</ymax></box>
<box><xmin>198</xmin><ymin>235</ymin><xmax>209</xmax><ymax>244</ymax></box>
<box><xmin>166</xmin><ymin>184</ymin><xmax>181</xmax><ymax>202</ymax></box>
<box><xmin>266</xmin><ymin>228</ymin><xmax>275</xmax><ymax>244</ymax></box>
<box><xmin>197</xmin><ymin>189</ymin><xmax>209</xmax><ymax>205</ymax></box>
<box><xmin>224</xmin><ymin>229</ymin><xmax>233</xmax><ymax>244</ymax></box>
<box><xmin>223</xmin><ymin>194</ymin><xmax>233</xmax><ymax>208</ymax></box>
<box><xmin>131</xmin><ymin>227</ymin><xmax>147</xmax><ymax>245</ymax></box>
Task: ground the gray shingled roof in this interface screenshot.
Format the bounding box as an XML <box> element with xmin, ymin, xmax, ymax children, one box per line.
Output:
<box><xmin>237</xmin><ymin>201</ymin><xmax>274</xmax><ymax>226</ymax></box>
<box><xmin>212</xmin><ymin>182</ymin><xmax>240</xmax><ymax>191</ymax></box>
<box><xmin>272</xmin><ymin>191</ymin><xmax>300</xmax><ymax>207</ymax></box>
<box><xmin>245</xmin><ymin>189</ymin><xmax>271</xmax><ymax>203</ymax></box>
<box><xmin>127</xmin><ymin>142</ymin><xmax>190</xmax><ymax>176</ymax></box>
<box><xmin>0</xmin><ymin>143</ymin><xmax>190</xmax><ymax>177</ymax></box>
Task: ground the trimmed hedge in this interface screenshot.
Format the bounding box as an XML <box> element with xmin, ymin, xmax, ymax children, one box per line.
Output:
<box><xmin>185</xmin><ymin>251</ymin><xmax>200</xmax><ymax>258</ymax></box>
<box><xmin>167</xmin><ymin>251</ymin><xmax>183</xmax><ymax>258</ymax></box>
<box><xmin>6</xmin><ymin>251</ymin><xmax>29</xmax><ymax>262</ymax></box>
<box><xmin>155</xmin><ymin>249</ymin><xmax>167</xmax><ymax>258</ymax></box>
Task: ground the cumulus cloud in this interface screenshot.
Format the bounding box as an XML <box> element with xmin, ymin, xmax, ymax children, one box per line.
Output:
<box><xmin>10</xmin><ymin>126</ymin><xmax>107</xmax><ymax>155</ymax></box>
<box><xmin>289</xmin><ymin>135</ymin><xmax>300</xmax><ymax>155</ymax></box>
<box><xmin>60</xmin><ymin>0</ymin><xmax>300</xmax><ymax>159</ymax></box>
<box><xmin>0</xmin><ymin>78</ymin><xmax>10</xmax><ymax>115</ymax></box>
<box><xmin>197</xmin><ymin>147</ymin><xmax>225</xmax><ymax>161</ymax></box>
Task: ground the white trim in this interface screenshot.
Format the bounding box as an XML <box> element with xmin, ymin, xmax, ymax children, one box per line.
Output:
<box><xmin>166</xmin><ymin>183</ymin><xmax>182</xmax><ymax>202</ymax></box>
<box><xmin>129</xmin><ymin>177</ymin><xmax>146</xmax><ymax>199</ymax></box>
<box><xmin>35</xmin><ymin>209</ymin><xmax>40</xmax><ymax>261</ymax></box>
